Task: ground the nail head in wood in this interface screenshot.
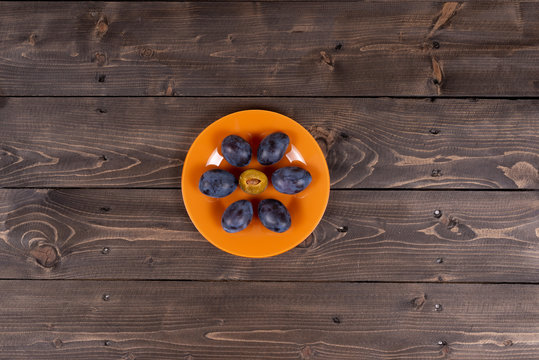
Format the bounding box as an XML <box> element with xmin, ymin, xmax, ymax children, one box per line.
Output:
<box><xmin>436</xmin><ymin>257</ymin><xmax>443</xmax><ymax>263</ymax></box>
<box><xmin>434</xmin><ymin>303</ymin><xmax>442</xmax><ymax>311</ymax></box>
<box><xmin>433</xmin><ymin>209</ymin><xmax>442</xmax><ymax>218</ymax></box>
<box><xmin>104</xmin><ymin>340</ymin><xmax>112</xmax><ymax>346</ymax></box>
<box><xmin>432</xmin><ymin>41</ymin><xmax>440</xmax><ymax>49</ymax></box>
<box><xmin>103</xmin><ymin>294</ymin><xmax>110</xmax><ymax>301</ymax></box>
<box><xmin>438</xmin><ymin>340</ymin><xmax>447</xmax><ymax>346</ymax></box>
<box><xmin>102</xmin><ymin>247</ymin><xmax>110</xmax><ymax>254</ymax></box>
<box><xmin>337</xmin><ymin>226</ymin><xmax>348</xmax><ymax>233</ymax></box>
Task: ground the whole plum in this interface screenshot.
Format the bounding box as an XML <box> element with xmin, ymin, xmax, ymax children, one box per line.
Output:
<box><xmin>221</xmin><ymin>200</ymin><xmax>253</xmax><ymax>233</ymax></box>
<box><xmin>199</xmin><ymin>169</ymin><xmax>237</xmax><ymax>198</ymax></box>
<box><xmin>258</xmin><ymin>199</ymin><xmax>291</xmax><ymax>233</ymax></box>
<box><xmin>257</xmin><ymin>132</ymin><xmax>289</xmax><ymax>165</ymax></box>
<box><xmin>271</xmin><ymin>167</ymin><xmax>312</xmax><ymax>194</ymax></box>
<box><xmin>222</xmin><ymin>135</ymin><xmax>252</xmax><ymax>167</ymax></box>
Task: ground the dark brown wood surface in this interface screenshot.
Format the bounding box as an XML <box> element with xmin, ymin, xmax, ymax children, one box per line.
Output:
<box><xmin>1</xmin><ymin>97</ymin><xmax>537</xmax><ymax>189</ymax></box>
<box><xmin>1</xmin><ymin>189</ymin><xmax>537</xmax><ymax>282</ymax></box>
<box><xmin>1</xmin><ymin>2</ymin><xmax>539</xmax><ymax>96</ymax></box>
<box><xmin>1</xmin><ymin>2</ymin><xmax>539</xmax><ymax>359</ymax></box>
<box><xmin>0</xmin><ymin>281</ymin><xmax>537</xmax><ymax>359</ymax></box>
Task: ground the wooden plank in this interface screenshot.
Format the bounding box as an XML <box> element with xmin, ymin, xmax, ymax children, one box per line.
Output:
<box><xmin>1</xmin><ymin>2</ymin><xmax>539</xmax><ymax>96</ymax></box>
<box><xmin>1</xmin><ymin>189</ymin><xmax>537</xmax><ymax>282</ymax></box>
<box><xmin>1</xmin><ymin>97</ymin><xmax>537</xmax><ymax>189</ymax></box>
<box><xmin>0</xmin><ymin>280</ymin><xmax>537</xmax><ymax>359</ymax></box>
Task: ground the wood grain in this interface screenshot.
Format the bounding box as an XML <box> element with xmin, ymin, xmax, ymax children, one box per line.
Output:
<box><xmin>1</xmin><ymin>189</ymin><xmax>537</xmax><ymax>282</ymax></box>
<box><xmin>2</xmin><ymin>2</ymin><xmax>538</xmax><ymax>359</ymax></box>
<box><xmin>1</xmin><ymin>2</ymin><xmax>539</xmax><ymax>96</ymax></box>
<box><xmin>1</xmin><ymin>97</ymin><xmax>537</xmax><ymax>189</ymax></box>
<box><xmin>0</xmin><ymin>280</ymin><xmax>537</xmax><ymax>359</ymax></box>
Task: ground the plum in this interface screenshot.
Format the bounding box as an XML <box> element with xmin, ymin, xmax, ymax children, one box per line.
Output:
<box><xmin>199</xmin><ymin>169</ymin><xmax>237</xmax><ymax>198</ymax></box>
<box><xmin>257</xmin><ymin>132</ymin><xmax>289</xmax><ymax>165</ymax></box>
<box><xmin>239</xmin><ymin>169</ymin><xmax>268</xmax><ymax>195</ymax></box>
<box><xmin>222</xmin><ymin>135</ymin><xmax>252</xmax><ymax>167</ymax></box>
<box><xmin>222</xmin><ymin>200</ymin><xmax>253</xmax><ymax>233</ymax></box>
<box><xmin>258</xmin><ymin>199</ymin><xmax>291</xmax><ymax>233</ymax></box>
<box><xmin>271</xmin><ymin>166</ymin><xmax>312</xmax><ymax>194</ymax></box>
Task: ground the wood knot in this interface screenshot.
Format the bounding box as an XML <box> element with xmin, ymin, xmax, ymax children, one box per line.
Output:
<box><xmin>435</xmin><ymin>215</ymin><xmax>476</xmax><ymax>240</ymax></box>
<box><xmin>30</xmin><ymin>243</ymin><xmax>59</xmax><ymax>268</ymax></box>
<box><xmin>319</xmin><ymin>51</ymin><xmax>334</xmax><ymax>69</ymax></box>
<box><xmin>411</xmin><ymin>294</ymin><xmax>427</xmax><ymax>310</ymax></box>
<box><xmin>431</xmin><ymin>56</ymin><xmax>443</xmax><ymax>94</ymax></box>
<box><xmin>446</xmin><ymin>216</ymin><xmax>458</xmax><ymax>230</ymax></box>
<box><xmin>165</xmin><ymin>81</ymin><xmax>177</xmax><ymax>96</ymax></box>
<box><xmin>300</xmin><ymin>345</ymin><xmax>314</xmax><ymax>359</ymax></box>
<box><xmin>95</xmin><ymin>16</ymin><xmax>109</xmax><ymax>38</ymax></box>
<box><xmin>296</xmin><ymin>233</ymin><xmax>314</xmax><ymax>248</ymax></box>
<box><xmin>140</xmin><ymin>47</ymin><xmax>154</xmax><ymax>58</ymax></box>
<box><xmin>28</xmin><ymin>33</ymin><xmax>37</xmax><ymax>46</ymax></box>
<box><xmin>143</xmin><ymin>256</ymin><xmax>155</xmax><ymax>266</ymax></box>
<box><xmin>441</xmin><ymin>342</ymin><xmax>451</xmax><ymax>355</ymax></box>
<box><xmin>307</xmin><ymin>126</ymin><xmax>339</xmax><ymax>157</ymax></box>
<box><xmin>96</xmin><ymin>74</ymin><xmax>106</xmax><ymax>83</ymax></box>
<box><xmin>122</xmin><ymin>352</ymin><xmax>136</xmax><ymax>360</ymax></box>
<box><xmin>52</xmin><ymin>338</ymin><xmax>63</xmax><ymax>348</ymax></box>
<box><xmin>94</xmin><ymin>52</ymin><xmax>106</xmax><ymax>66</ymax></box>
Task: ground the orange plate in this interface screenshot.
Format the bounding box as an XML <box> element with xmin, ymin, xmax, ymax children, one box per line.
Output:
<box><xmin>182</xmin><ymin>110</ymin><xmax>330</xmax><ymax>258</ymax></box>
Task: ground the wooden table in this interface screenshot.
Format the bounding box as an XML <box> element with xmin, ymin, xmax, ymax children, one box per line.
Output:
<box><xmin>1</xmin><ymin>2</ymin><xmax>538</xmax><ymax>359</ymax></box>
